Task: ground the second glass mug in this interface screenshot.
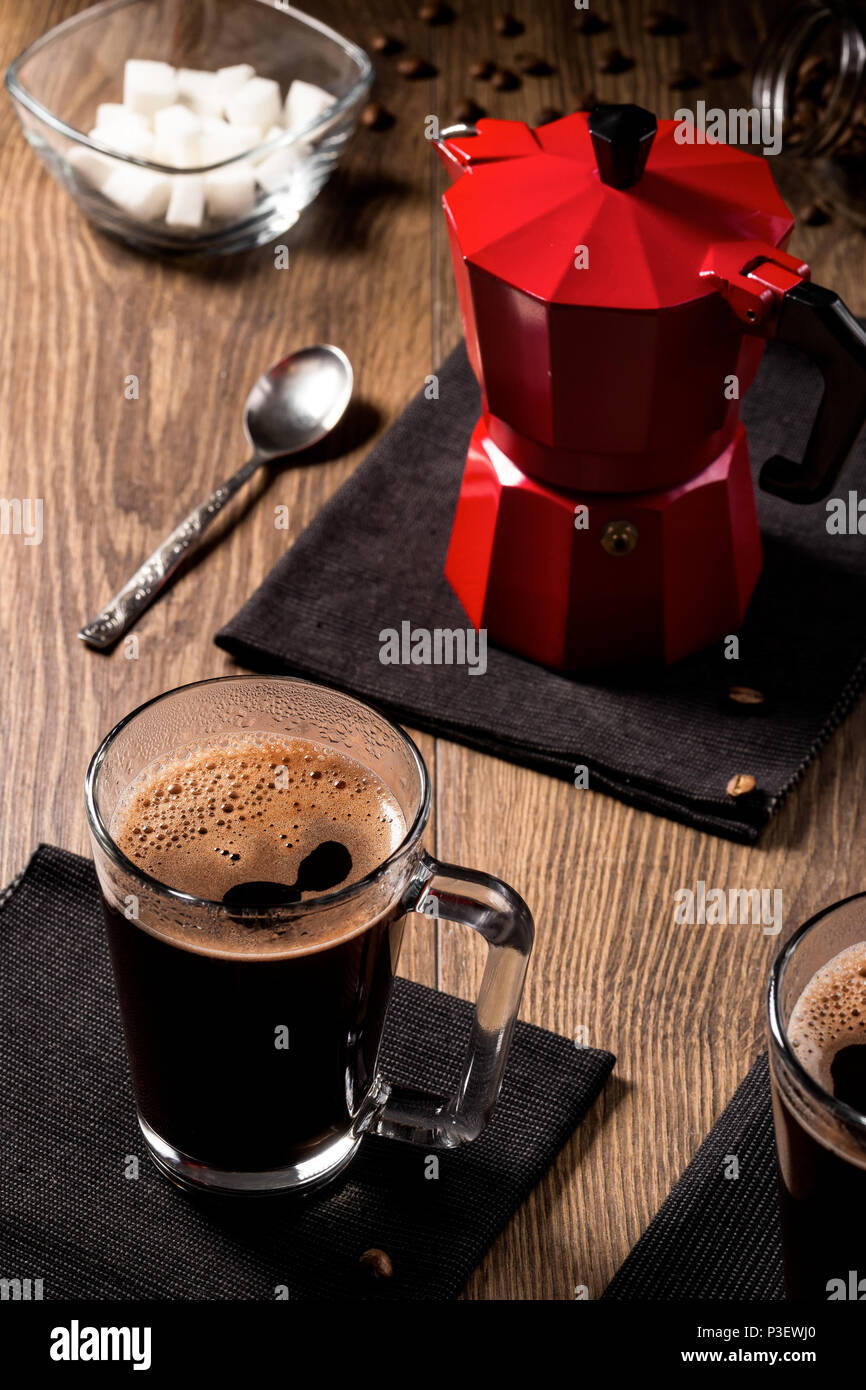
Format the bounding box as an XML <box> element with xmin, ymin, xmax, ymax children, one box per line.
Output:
<box><xmin>769</xmin><ymin>894</ymin><xmax>866</xmax><ymax>1299</ymax></box>
<box><xmin>85</xmin><ymin>676</ymin><xmax>534</xmax><ymax>1195</ymax></box>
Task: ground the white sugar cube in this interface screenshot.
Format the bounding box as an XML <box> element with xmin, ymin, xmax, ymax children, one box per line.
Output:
<box><xmin>152</xmin><ymin>104</ymin><xmax>202</xmax><ymax>167</ymax></box>
<box><xmin>123</xmin><ymin>59</ymin><xmax>178</xmax><ymax>118</ymax></box>
<box><xmin>176</xmin><ymin>68</ymin><xmax>224</xmax><ymax>118</ymax></box>
<box><xmin>166</xmin><ymin>174</ymin><xmax>205</xmax><ymax>227</ymax></box>
<box><xmin>204</xmin><ymin>166</ymin><xmax>257</xmax><ymax>220</ymax></box>
<box><xmin>89</xmin><ymin>122</ymin><xmax>154</xmax><ymax>159</ymax></box>
<box><xmin>102</xmin><ymin>167</ymin><xmax>172</xmax><ymax>219</ymax></box>
<box><xmin>226</xmin><ymin>76</ymin><xmax>282</xmax><ymax>132</ymax></box>
<box><xmin>200</xmin><ymin>120</ymin><xmax>261</xmax><ymax>164</ymax></box>
<box><xmin>255</xmin><ymin>143</ymin><xmax>302</xmax><ymax>193</ymax></box>
<box><xmin>90</xmin><ymin>105</ymin><xmax>153</xmax><ymax>156</ymax></box>
<box><xmin>283</xmin><ymin>79</ymin><xmax>333</xmax><ymax>132</ymax></box>
<box><xmin>215</xmin><ymin>64</ymin><xmax>256</xmax><ymax>103</ymax></box>
<box><xmin>69</xmin><ymin>145</ymin><xmax>114</xmax><ymax>191</ymax></box>
<box><xmin>95</xmin><ymin>102</ymin><xmax>127</xmax><ymax>126</ymax></box>
<box><xmin>253</xmin><ymin>125</ymin><xmax>286</xmax><ymax>164</ymax></box>
<box><xmin>96</xmin><ymin>103</ymin><xmax>151</xmax><ymax>133</ymax></box>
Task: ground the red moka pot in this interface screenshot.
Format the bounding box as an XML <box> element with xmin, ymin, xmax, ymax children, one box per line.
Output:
<box><xmin>435</xmin><ymin>105</ymin><xmax>866</xmax><ymax>669</ymax></box>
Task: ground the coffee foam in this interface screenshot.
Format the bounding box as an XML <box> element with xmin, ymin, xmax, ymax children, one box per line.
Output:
<box><xmin>110</xmin><ymin>732</ymin><xmax>405</xmax><ymax>910</ymax></box>
<box><xmin>788</xmin><ymin>940</ymin><xmax>866</xmax><ymax>1094</ymax></box>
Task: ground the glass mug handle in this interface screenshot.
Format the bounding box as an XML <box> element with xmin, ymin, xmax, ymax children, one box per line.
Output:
<box><xmin>366</xmin><ymin>850</ymin><xmax>534</xmax><ymax>1148</ymax></box>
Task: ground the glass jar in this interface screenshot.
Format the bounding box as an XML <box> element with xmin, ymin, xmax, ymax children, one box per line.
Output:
<box><xmin>753</xmin><ymin>0</ymin><xmax>866</xmax><ymax>223</ymax></box>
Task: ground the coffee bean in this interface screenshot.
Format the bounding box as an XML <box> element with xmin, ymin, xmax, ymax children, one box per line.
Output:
<box><xmin>785</xmin><ymin>115</ymin><xmax>805</xmax><ymax>142</ymax></box>
<box><xmin>837</xmin><ymin>115</ymin><xmax>866</xmax><ymax>151</ymax></box>
<box><xmin>515</xmin><ymin>52</ymin><xmax>555</xmax><ymax>76</ymax></box>
<box><xmin>494</xmin><ymin>12</ymin><xmax>524</xmax><ymax>37</ymax></box>
<box><xmin>359</xmin><ymin>1248</ymin><xmax>393</xmax><ymax>1279</ymax></box>
<box><xmin>534</xmin><ymin>106</ymin><xmax>563</xmax><ymax>126</ymax></box>
<box><xmin>597</xmin><ymin>48</ymin><xmax>635</xmax><ymax>75</ymax></box>
<box><xmin>575</xmin><ymin>12</ymin><xmax>610</xmax><ymax>35</ymax></box>
<box><xmin>470</xmin><ymin>58</ymin><xmax>496</xmax><ymax>80</ymax></box>
<box><xmin>701</xmin><ymin>51</ymin><xmax>743</xmax><ymax>80</ymax></box>
<box><xmin>728</xmin><ymin>686</ymin><xmax>766</xmax><ymax>706</ymax></box>
<box><xmin>397</xmin><ymin>55</ymin><xmax>436</xmax><ymax>78</ymax></box>
<box><xmin>370</xmin><ymin>31</ymin><xmax>402</xmax><ymax>55</ymax></box>
<box><xmin>726</xmin><ymin>773</ymin><xmax>757</xmax><ymax>798</ymax></box>
<box><xmin>795</xmin><ymin>53</ymin><xmax>832</xmax><ymax>97</ymax></box>
<box><xmin>578</xmin><ymin>88</ymin><xmax>599</xmax><ymax>110</ymax></box>
<box><xmin>668</xmin><ymin>66</ymin><xmax>700</xmax><ymax>90</ymax></box>
<box><xmin>799</xmin><ymin>201</ymin><xmax>832</xmax><ymax>226</ymax></box>
<box><xmin>418</xmin><ymin>1</ymin><xmax>454</xmax><ymax>23</ymax></box>
<box><xmin>798</xmin><ymin>54</ymin><xmax>829</xmax><ymax>82</ymax></box>
<box><xmin>835</xmin><ymin>122</ymin><xmax>858</xmax><ymax>150</ymax></box>
<box><xmin>643</xmin><ymin>10</ymin><xmax>688</xmax><ymax>36</ymax></box>
<box><xmin>455</xmin><ymin>97</ymin><xmax>485</xmax><ymax>124</ymax></box>
<box><xmin>492</xmin><ymin>67</ymin><xmax>521</xmax><ymax>91</ymax></box>
<box><xmin>361</xmin><ymin>101</ymin><xmax>394</xmax><ymax>131</ymax></box>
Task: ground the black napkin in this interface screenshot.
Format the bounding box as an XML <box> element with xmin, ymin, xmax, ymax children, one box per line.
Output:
<box><xmin>0</xmin><ymin>845</ymin><xmax>614</xmax><ymax>1301</ymax></box>
<box><xmin>603</xmin><ymin>1054</ymin><xmax>784</xmax><ymax>1300</ymax></box>
<box><xmin>217</xmin><ymin>337</ymin><xmax>866</xmax><ymax>844</ymax></box>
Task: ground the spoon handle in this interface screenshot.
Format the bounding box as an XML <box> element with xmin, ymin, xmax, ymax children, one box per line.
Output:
<box><xmin>78</xmin><ymin>455</ymin><xmax>263</xmax><ymax>649</ymax></box>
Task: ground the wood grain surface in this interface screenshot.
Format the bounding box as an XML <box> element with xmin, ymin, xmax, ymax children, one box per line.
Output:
<box><xmin>1</xmin><ymin>0</ymin><xmax>865</xmax><ymax>1300</ymax></box>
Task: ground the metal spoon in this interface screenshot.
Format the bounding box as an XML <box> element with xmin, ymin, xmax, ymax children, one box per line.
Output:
<box><xmin>78</xmin><ymin>345</ymin><xmax>353</xmax><ymax>649</ymax></box>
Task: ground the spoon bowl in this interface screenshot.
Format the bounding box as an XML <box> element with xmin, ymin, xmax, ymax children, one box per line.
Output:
<box><xmin>244</xmin><ymin>345</ymin><xmax>354</xmax><ymax>460</ymax></box>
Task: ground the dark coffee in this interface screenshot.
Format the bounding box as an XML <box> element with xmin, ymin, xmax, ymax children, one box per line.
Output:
<box><xmin>774</xmin><ymin>940</ymin><xmax>866</xmax><ymax>1299</ymax></box>
<box><xmin>106</xmin><ymin>735</ymin><xmax>406</xmax><ymax>1173</ymax></box>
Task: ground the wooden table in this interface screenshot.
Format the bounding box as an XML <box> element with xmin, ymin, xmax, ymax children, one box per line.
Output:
<box><xmin>2</xmin><ymin>0</ymin><xmax>864</xmax><ymax>1300</ymax></box>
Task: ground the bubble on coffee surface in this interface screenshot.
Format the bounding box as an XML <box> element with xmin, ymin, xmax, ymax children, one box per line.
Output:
<box><xmin>788</xmin><ymin>941</ymin><xmax>866</xmax><ymax>1106</ymax></box>
<box><xmin>110</xmin><ymin>734</ymin><xmax>405</xmax><ymax>948</ymax></box>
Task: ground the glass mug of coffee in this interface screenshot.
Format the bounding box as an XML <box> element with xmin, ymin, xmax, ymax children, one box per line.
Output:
<box><xmin>85</xmin><ymin>676</ymin><xmax>533</xmax><ymax>1195</ymax></box>
<box><xmin>768</xmin><ymin>895</ymin><xmax>866</xmax><ymax>1299</ymax></box>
